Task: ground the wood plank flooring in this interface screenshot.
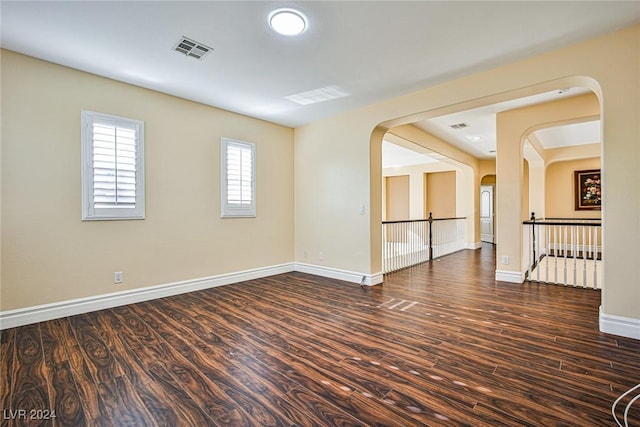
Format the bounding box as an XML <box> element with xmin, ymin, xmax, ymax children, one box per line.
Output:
<box><xmin>1</xmin><ymin>243</ymin><xmax>639</xmax><ymax>426</ymax></box>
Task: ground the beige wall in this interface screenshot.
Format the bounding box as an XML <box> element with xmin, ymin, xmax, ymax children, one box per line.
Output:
<box><xmin>425</xmin><ymin>171</ymin><xmax>456</xmax><ymax>218</ymax></box>
<box><xmin>527</xmin><ymin>157</ymin><xmax>546</xmax><ymax>219</ymax></box>
<box><xmin>546</xmin><ymin>157</ymin><xmax>601</xmax><ymax>218</ymax></box>
<box><xmin>295</xmin><ymin>25</ymin><xmax>639</xmax><ymax>322</ymax></box>
<box><xmin>385</xmin><ymin>175</ymin><xmax>409</xmax><ymax>220</ymax></box>
<box><xmin>294</xmin><ymin>117</ymin><xmax>373</xmax><ymax>270</ymax></box>
<box><xmin>481</xmin><ymin>174</ymin><xmax>496</xmax><ymax>185</ymax></box>
<box><xmin>479</xmin><ymin>160</ymin><xmax>496</xmax><ymax>180</ymax></box>
<box><xmin>1</xmin><ymin>51</ymin><xmax>294</xmax><ymax>311</ymax></box>
<box><xmin>383</xmin><ymin>161</ymin><xmax>465</xmax><ymax>220</ymax></box>
<box><xmin>522</xmin><ymin>160</ymin><xmax>530</xmax><ymax>221</ymax></box>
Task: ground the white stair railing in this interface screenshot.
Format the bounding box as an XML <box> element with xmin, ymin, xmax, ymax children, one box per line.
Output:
<box><xmin>383</xmin><ymin>213</ymin><xmax>466</xmax><ymax>274</ymax></box>
<box><xmin>523</xmin><ymin>213</ymin><xmax>602</xmax><ymax>288</ymax></box>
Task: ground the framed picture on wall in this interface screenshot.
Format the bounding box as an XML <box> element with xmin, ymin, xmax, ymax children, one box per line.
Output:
<box><xmin>574</xmin><ymin>169</ymin><xmax>601</xmax><ymax>210</ymax></box>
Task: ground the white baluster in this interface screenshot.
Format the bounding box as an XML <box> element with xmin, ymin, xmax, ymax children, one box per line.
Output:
<box><xmin>554</xmin><ymin>225</ymin><xmax>558</xmax><ymax>284</ymax></box>
<box><xmin>573</xmin><ymin>225</ymin><xmax>578</xmax><ymax>287</ymax></box>
<box><xmin>583</xmin><ymin>225</ymin><xmax>587</xmax><ymax>288</ymax></box>
<box><xmin>593</xmin><ymin>225</ymin><xmax>598</xmax><ymax>289</ymax></box>
<box><xmin>545</xmin><ymin>224</ymin><xmax>550</xmax><ymax>283</ymax></box>
<box><xmin>563</xmin><ymin>225</ymin><xmax>568</xmax><ymax>286</ymax></box>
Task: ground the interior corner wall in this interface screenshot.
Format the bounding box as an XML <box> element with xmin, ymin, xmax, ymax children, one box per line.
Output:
<box><xmin>294</xmin><ymin>116</ymin><xmax>373</xmax><ymax>273</ymax></box>
<box><xmin>546</xmin><ymin>157</ymin><xmax>601</xmax><ymax>218</ymax></box>
<box><xmin>1</xmin><ymin>50</ymin><xmax>295</xmax><ymax>311</ymax></box>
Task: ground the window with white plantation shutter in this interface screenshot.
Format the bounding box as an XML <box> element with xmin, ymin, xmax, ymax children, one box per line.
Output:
<box><xmin>81</xmin><ymin>111</ymin><xmax>145</xmax><ymax>220</ymax></box>
<box><xmin>221</xmin><ymin>138</ymin><xmax>256</xmax><ymax>218</ymax></box>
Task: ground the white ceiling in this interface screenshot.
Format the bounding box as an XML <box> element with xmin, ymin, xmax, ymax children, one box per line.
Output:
<box><xmin>2</xmin><ymin>1</ymin><xmax>640</xmax><ymax>131</ymax></box>
<box><xmin>535</xmin><ymin>120</ymin><xmax>601</xmax><ymax>149</ymax></box>
<box><xmin>413</xmin><ymin>87</ymin><xmax>600</xmax><ymax>160</ymax></box>
<box><xmin>382</xmin><ymin>141</ymin><xmax>439</xmax><ymax>169</ymax></box>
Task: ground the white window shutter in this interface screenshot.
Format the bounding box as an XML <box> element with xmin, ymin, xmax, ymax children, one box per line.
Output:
<box><xmin>221</xmin><ymin>138</ymin><xmax>256</xmax><ymax>218</ymax></box>
<box><xmin>82</xmin><ymin>111</ymin><xmax>145</xmax><ymax>220</ymax></box>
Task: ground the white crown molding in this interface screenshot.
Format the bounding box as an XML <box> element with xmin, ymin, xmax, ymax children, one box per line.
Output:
<box><xmin>599</xmin><ymin>306</ymin><xmax>640</xmax><ymax>340</ymax></box>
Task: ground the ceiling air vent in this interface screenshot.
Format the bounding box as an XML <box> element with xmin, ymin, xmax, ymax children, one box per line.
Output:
<box><xmin>449</xmin><ymin>122</ymin><xmax>470</xmax><ymax>130</ymax></box>
<box><xmin>174</xmin><ymin>36</ymin><xmax>213</xmax><ymax>60</ymax></box>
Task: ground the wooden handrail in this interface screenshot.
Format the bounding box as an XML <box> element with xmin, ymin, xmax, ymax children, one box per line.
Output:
<box><xmin>382</xmin><ymin>216</ymin><xmax>466</xmax><ymax>224</ymax></box>
<box><xmin>544</xmin><ymin>217</ymin><xmax>602</xmax><ymax>221</ymax></box>
<box><xmin>523</xmin><ymin>220</ymin><xmax>601</xmax><ymax>226</ymax></box>
<box><xmin>523</xmin><ymin>212</ymin><xmax>601</xmax><ymax>227</ymax></box>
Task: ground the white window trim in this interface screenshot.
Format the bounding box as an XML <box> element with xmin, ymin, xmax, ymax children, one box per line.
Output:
<box><xmin>81</xmin><ymin>110</ymin><xmax>145</xmax><ymax>221</ymax></box>
<box><xmin>220</xmin><ymin>137</ymin><xmax>256</xmax><ymax>218</ymax></box>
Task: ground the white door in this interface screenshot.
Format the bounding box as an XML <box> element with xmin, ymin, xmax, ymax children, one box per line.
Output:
<box><xmin>480</xmin><ymin>185</ymin><xmax>494</xmax><ymax>243</ymax></box>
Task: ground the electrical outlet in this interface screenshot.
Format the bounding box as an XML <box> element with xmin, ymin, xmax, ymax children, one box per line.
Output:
<box><xmin>114</xmin><ymin>271</ymin><xmax>123</xmax><ymax>284</ymax></box>
<box><xmin>303</xmin><ymin>251</ymin><xmax>308</xmax><ymax>258</ymax></box>
<box><xmin>501</xmin><ymin>256</ymin><xmax>509</xmax><ymax>265</ymax></box>
<box><xmin>319</xmin><ymin>251</ymin><xmax>324</xmax><ymax>261</ymax></box>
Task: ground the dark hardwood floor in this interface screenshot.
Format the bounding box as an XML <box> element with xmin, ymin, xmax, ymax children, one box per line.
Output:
<box><xmin>2</xmin><ymin>244</ymin><xmax>639</xmax><ymax>426</ymax></box>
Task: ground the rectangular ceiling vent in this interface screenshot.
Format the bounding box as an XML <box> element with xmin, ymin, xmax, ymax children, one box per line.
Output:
<box><xmin>449</xmin><ymin>122</ymin><xmax>470</xmax><ymax>130</ymax></box>
<box><xmin>174</xmin><ymin>36</ymin><xmax>213</xmax><ymax>60</ymax></box>
<box><xmin>284</xmin><ymin>85</ymin><xmax>350</xmax><ymax>106</ymax></box>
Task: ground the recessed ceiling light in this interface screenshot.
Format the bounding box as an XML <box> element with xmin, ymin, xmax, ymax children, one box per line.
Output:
<box><xmin>269</xmin><ymin>8</ymin><xmax>307</xmax><ymax>36</ymax></box>
<box><xmin>466</xmin><ymin>135</ymin><xmax>482</xmax><ymax>142</ymax></box>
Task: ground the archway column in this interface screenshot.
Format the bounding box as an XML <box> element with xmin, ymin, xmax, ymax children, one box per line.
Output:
<box><xmin>495</xmin><ymin>121</ymin><xmax>525</xmax><ymax>281</ymax></box>
<box><xmin>495</xmin><ymin>94</ymin><xmax>601</xmax><ymax>282</ymax></box>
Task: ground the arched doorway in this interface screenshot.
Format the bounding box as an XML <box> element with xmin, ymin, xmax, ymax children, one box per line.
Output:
<box><xmin>371</xmin><ymin>77</ymin><xmax>603</xmax><ymax>285</ymax></box>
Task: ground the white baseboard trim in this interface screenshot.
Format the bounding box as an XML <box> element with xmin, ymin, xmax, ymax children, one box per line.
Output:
<box><xmin>0</xmin><ymin>261</ymin><xmax>387</xmax><ymax>329</ymax></box>
<box><xmin>0</xmin><ymin>263</ymin><xmax>295</xmax><ymax>330</ymax></box>
<box><xmin>366</xmin><ymin>272</ymin><xmax>384</xmax><ymax>286</ymax></box>
<box><xmin>599</xmin><ymin>306</ymin><xmax>640</xmax><ymax>340</ymax></box>
<box><xmin>465</xmin><ymin>242</ymin><xmax>483</xmax><ymax>250</ymax></box>
<box><xmin>495</xmin><ymin>269</ymin><xmax>525</xmax><ymax>283</ymax></box>
<box><xmin>295</xmin><ymin>262</ymin><xmax>383</xmax><ymax>286</ymax></box>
